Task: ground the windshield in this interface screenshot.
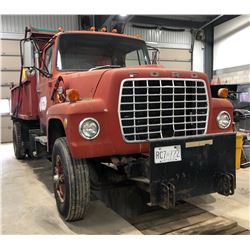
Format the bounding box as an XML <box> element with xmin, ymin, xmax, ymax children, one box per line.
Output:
<box><xmin>57</xmin><ymin>33</ymin><xmax>150</xmax><ymax>71</ymax></box>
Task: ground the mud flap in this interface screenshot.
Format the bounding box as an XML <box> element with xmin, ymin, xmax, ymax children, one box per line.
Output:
<box><xmin>149</xmin><ymin>133</ymin><xmax>236</xmax><ymax>209</ymax></box>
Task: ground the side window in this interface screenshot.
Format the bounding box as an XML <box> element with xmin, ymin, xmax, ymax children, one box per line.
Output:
<box><xmin>125</xmin><ymin>49</ymin><xmax>147</xmax><ymax>66</ymax></box>
<box><xmin>138</xmin><ymin>49</ymin><xmax>147</xmax><ymax>65</ymax></box>
<box><xmin>125</xmin><ymin>50</ymin><xmax>138</xmax><ymax>66</ymax></box>
<box><xmin>44</xmin><ymin>45</ymin><xmax>54</xmax><ymax>74</ymax></box>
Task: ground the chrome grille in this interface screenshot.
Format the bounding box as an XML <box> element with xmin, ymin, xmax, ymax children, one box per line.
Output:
<box><xmin>118</xmin><ymin>78</ymin><xmax>209</xmax><ymax>142</ymax></box>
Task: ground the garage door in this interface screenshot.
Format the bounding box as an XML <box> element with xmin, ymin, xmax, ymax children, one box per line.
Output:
<box><xmin>0</xmin><ymin>39</ymin><xmax>20</xmax><ymax>143</ymax></box>
<box><xmin>158</xmin><ymin>48</ymin><xmax>191</xmax><ymax>70</ymax></box>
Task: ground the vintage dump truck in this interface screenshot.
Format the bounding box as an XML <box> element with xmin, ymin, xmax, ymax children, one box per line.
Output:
<box><xmin>11</xmin><ymin>26</ymin><xmax>236</xmax><ymax>221</ymax></box>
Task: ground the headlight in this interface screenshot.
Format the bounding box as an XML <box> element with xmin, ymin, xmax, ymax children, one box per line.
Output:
<box><xmin>79</xmin><ymin>118</ymin><xmax>100</xmax><ymax>140</ymax></box>
<box><xmin>216</xmin><ymin>111</ymin><xmax>231</xmax><ymax>129</ymax></box>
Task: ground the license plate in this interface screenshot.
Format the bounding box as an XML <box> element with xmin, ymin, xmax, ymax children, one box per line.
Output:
<box><xmin>154</xmin><ymin>145</ymin><xmax>182</xmax><ymax>164</ymax></box>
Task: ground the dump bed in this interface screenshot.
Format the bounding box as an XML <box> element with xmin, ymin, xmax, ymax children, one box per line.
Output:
<box><xmin>11</xmin><ymin>27</ymin><xmax>56</xmax><ymax>120</ymax></box>
<box><xmin>11</xmin><ymin>75</ymin><xmax>39</xmax><ymax>120</ymax></box>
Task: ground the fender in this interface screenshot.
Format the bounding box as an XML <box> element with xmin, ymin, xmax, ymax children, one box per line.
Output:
<box><xmin>47</xmin><ymin>98</ymin><xmax>106</xmax><ymax>116</ymax></box>
<box><xmin>46</xmin><ymin>99</ymin><xmax>111</xmax><ymax>157</ymax></box>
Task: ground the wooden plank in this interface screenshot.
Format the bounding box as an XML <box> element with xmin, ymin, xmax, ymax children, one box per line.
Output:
<box><xmin>135</xmin><ymin>206</ymin><xmax>206</xmax><ymax>231</ymax></box>
<box><xmin>128</xmin><ymin>209</ymin><xmax>174</xmax><ymax>225</ymax></box>
<box><xmin>168</xmin><ymin>216</ymin><xmax>237</xmax><ymax>235</ymax></box>
<box><xmin>129</xmin><ymin>202</ymin><xmax>196</xmax><ymax>225</ymax></box>
<box><xmin>142</xmin><ymin>212</ymin><xmax>215</xmax><ymax>235</ymax></box>
<box><xmin>217</xmin><ymin>225</ymin><xmax>248</xmax><ymax>235</ymax></box>
<box><xmin>237</xmin><ymin>230</ymin><xmax>250</xmax><ymax>235</ymax></box>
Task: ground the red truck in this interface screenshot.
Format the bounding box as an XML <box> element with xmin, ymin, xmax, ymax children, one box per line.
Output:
<box><xmin>11</xmin><ymin>26</ymin><xmax>236</xmax><ymax>221</ymax></box>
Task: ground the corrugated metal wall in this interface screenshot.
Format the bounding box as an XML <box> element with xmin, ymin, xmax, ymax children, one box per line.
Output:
<box><xmin>124</xmin><ymin>24</ymin><xmax>192</xmax><ymax>49</ymax></box>
<box><xmin>0</xmin><ymin>15</ymin><xmax>78</xmax><ymax>35</ymax></box>
<box><xmin>125</xmin><ymin>23</ymin><xmax>192</xmax><ymax>71</ymax></box>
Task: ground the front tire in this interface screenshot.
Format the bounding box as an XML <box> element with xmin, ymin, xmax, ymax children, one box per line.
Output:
<box><xmin>52</xmin><ymin>137</ymin><xmax>90</xmax><ymax>221</ymax></box>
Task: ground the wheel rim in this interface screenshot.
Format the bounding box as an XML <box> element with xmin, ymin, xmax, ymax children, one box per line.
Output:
<box><xmin>54</xmin><ymin>155</ymin><xmax>65</xmax><ymax>202</ymax></box>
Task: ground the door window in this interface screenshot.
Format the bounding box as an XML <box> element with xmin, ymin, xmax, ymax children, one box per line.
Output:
<box><xmin>125</xmin><ymin>49</ymin><xmax>147</xmax><ymax>66</ymax></box>
<box><xmin>44</xmin><ymin>45</ymin><xmax>54</xmax><ymax>75</ymax></box>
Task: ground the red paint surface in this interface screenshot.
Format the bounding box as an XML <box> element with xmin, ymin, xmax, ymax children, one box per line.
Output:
<box><xmin>11</xmin><ymin>31</ymin><xmax>234</xmax><ymax>159</ymax></box>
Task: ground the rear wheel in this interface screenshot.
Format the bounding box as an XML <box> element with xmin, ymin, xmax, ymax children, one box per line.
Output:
<box><xmin>52</xmin><ymin>137</ymin><xmax>90</xmax><ymax>221</ymax></box>
<box><xmin>13</xmin><ymin>121</ymin><xmax>26</xmax><ymax>159</ymax></box>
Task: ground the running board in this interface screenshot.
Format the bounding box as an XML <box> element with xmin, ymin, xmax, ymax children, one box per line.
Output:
<box><xmin>35</xmin><ymin>136</ymin><xmax>47</xmax><ymax>146</ymax></box>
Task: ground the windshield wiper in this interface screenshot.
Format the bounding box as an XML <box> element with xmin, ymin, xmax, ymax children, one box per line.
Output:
<box><xmin>88</xmin><ymin>65</ymin><xmax>121</xmax><ymax>71</ymax></box>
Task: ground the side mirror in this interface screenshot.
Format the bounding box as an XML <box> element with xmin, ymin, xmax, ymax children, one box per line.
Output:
<box><xmin>147</xmin><ymin>45</ymin><xmax>159</xmax><ymax>64</ymax></box>
<box><xmin>151</xmin><ymin>51</ymin><xmax>158</xmax><ymax>64</ymax></box>
<box><xmin>22</xmin><ymin>40</ymin><xmax>34</xmax><ymax>68</ymax></box>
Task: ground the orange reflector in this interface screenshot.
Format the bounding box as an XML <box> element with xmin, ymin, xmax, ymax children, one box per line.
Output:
<box><xmin>135</xmin><ymin>34</ymin><xmax>142</xmax><ymax>39</ymax></box>
<box><xmin>101</xmin><ymin>26</ymin><xmax>107</xmax><ymax>32</ymax></box>
<box><xmin>63</xmin><ymin>118</ymin><xmax>68</xmax><ymax>129</ymax></box>
<box><xmin>218</xmin><ymin>88</ymin><xmax>229</xmax><ymax>98</ymax></box>
<box><xmin>112</xmin><ymin>28</ymin><xmax>118</xmax><ymax>33</ymax></box>
<box><xmin>58</xmin><ymin>26</ymin><xmax>64</xmax><ymax>32</ymax></box>
<box><xmin>90</xmin><ymin>26</ymin><xmax>96</xmax><ymax>31</ymax></box>
<box><xmin>67</xmin><ymin>89</ymin><xmax>80</xmax><ymax>102</ymax></box>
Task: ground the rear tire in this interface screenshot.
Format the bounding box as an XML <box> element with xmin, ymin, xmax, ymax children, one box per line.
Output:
<box><xmin>13</xmin><ymin>121</ymin><xmax>26</xmax><ymax>159</ymax></box>
<box><xmin>52</xmin><ymin>137</ymin><xmax>90</xmax><ymax>221</ymax></box>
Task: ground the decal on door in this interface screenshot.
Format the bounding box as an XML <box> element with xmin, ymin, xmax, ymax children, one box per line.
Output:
<box><xmin>39</xmin><ymin>96</ymin><xmax>47</xmax><ymax>111</ymax></box>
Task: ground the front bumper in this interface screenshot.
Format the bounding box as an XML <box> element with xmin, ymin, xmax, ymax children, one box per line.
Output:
<box><xmin>148</xmin><ymin>133</ymin><xmax>236</xmax><ymax>209</ymax></box>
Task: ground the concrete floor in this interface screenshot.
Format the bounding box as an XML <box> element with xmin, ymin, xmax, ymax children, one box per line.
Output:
<box><xmin>1</xmin><ymin>142</ymin><xmax>250</xmax><ymax>234</ymax></box>
<box><xmin>186</xmin><ymin>167</ymin><xmax>250</xmax><ymax>230</ymax></box>
<box><xmin>0</xmin><ymin>143</ymin><xmax>141</xmax><ymax>235</ymax></box>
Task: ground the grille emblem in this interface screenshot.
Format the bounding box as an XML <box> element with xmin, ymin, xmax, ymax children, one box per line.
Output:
<box><xmin>129</xmin><ymin>73</ymin><xmax>138</xmax><ymax>78</ymax></box>
<box><xmin>150</xmin><ymin>72</ymin><xmax>160</xmax><ymax>77</ymax></box>
<box><xmin>172</xmin><ymin>72</ymin><xmax>180</xmax><ymax>77</ymax></box>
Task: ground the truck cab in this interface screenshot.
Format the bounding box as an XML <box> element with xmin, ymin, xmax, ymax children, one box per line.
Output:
<box><xmin>11</xmin><ymin>27</ymin><xmax>236</xmax><ymax>221</ymax></box>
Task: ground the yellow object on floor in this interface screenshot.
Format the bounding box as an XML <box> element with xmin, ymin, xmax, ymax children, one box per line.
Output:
<box><xmin>236</xmin><ymin>133</ymin><xmax>243</xmax><ymax>169</ymax></box>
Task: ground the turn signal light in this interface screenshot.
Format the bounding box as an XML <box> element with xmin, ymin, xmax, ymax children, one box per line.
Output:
<box><xmin>21</xmin><ymin>68</ymin><xmax>27</xmax><ymax>82</ymax></box>
<box><xmin>67</xmin><ymin>89</ymin><xmax>80</xmax><ymax>103</ymax></box>
<box><xmin>218</xmin><ymin>88</ymin><xmax>229</xmax><ymax>98</ymax></box>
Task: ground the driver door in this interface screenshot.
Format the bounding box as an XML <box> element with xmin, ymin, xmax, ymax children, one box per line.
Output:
<box><xmin>39</xmin><ymin>43</ymin><xmax>55</xmax><ymax>132</ymax></box>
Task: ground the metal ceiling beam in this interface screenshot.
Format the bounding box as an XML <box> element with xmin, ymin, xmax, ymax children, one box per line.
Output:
<box><xmin>78</xmin><ymin>15</ymin><xmax>111</xmax><ymax>30</ymax></box>
<box><xmin>102</xmin><ymin>15</ymin><xmax>134</xmax><ymax>33</ymax></box>
<box><xmin>204</xmin><ymin>25</ymin><xmax>214</xmax><ymax>82</ymax></box>
<box><xmin>129</xmin><ymin>16</ymin><xmax>207</xmax><ymax>29</ymax></box>
<box><xmin>93</xmin><ymin>15</ymin><xmax>110</xmax><ymax>28</ymax></box>
<box><xmin>211</xmin><ymin>15</ymin><xmax>239</xmax><ymax>27</ymax></box>
<box><xmin>117</xmin><ymin>15</ymin><xmax>134</xmax><ymax>33</ymax></box>
<box><xmin>198</xmin><ymin>15</ymin><xmax>223</xmax><ymax>30</ymax></box>
<box><xmin>78</xmin><ymin>15</ymin><xmax>239</xmax><ymax>31</ymax></box>
<box><xmin>102</xmin><ymin>15</ymin><xmax>117</xmax><ymax>31</ymax></box>
<box><xmin>200</xmin><ymin>15</ymin><xmax>238</xmax><ymax>82</ymax></box>
<box><xmin>198</xmin><ymin>15</ymin><xmax>239</xmax><ymax>30</ymax></box>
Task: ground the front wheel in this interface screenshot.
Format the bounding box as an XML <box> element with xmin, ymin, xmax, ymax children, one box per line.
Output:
<box><xmin>52</xmin><ymin>137</ymin><xmax>90</xmax><ymax>221</ymax></box>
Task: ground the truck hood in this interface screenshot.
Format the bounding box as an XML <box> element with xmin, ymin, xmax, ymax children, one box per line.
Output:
<box><xmin>60</xmin><ymin>70</ymin><xmax>109</xmax><ymax>99</ymax></box>
<box><xmin>93</xmin><ymin>64</ymin><xmax>209</xmax><ymax>97</ymax></box>
<box><xmin>60</xmin><ymin>65</ymin><xmax>209</xmax><ymax>99</ymax></box>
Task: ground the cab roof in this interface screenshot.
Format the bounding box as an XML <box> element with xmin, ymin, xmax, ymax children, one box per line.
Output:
<box><xmin>29</xmin><ymin>28</ymin><xmax>143</xmax><ymax>43</ymax></box>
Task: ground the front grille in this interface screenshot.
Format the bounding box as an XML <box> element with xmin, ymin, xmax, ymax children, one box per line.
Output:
<box><xmin>118</xmin><ymin>78</ymin><xmax>209</xmax><ymax>142</ymax></box>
